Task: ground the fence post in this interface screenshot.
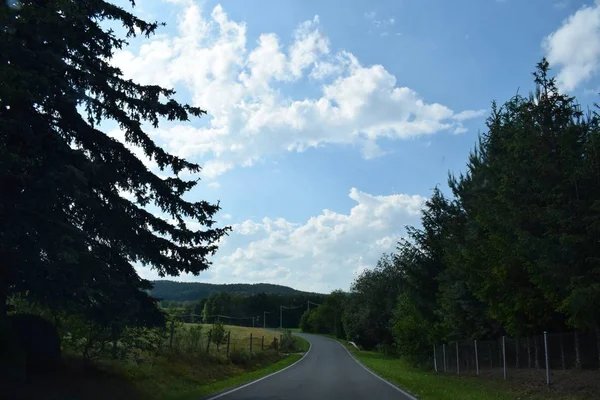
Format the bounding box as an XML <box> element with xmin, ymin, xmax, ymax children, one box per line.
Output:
<box><xmin>442</xmin><ymin>344</ymin><xmax>446</xmax><ymax>372</ymax></box>
<box><xmin>169</xmin><ymin>319</ymin><xmax>175</xmax><ymax>348</ymax></box>
<box><xmin>456</xmin><ymin>342</ymin><xmax>460</xmax><ymax>375</ymax></box>
<box><xmin>433</xmin><ymin>345</ymin><xmax>438</xmax><ymax>372</ymax></box>
<box><xmin>474</xmin><ymin>340</ymin><xmax>479</xmax><ymax>375</ymax></box>
<box><xmin>502</xmin><ymin>336</ymin><xmax>507</xmax><ymax>380</ymax></box>
<box><xmin>226</xmin><ymin>331</ymin><xmax>231</xmax><ymax>357</ymax></box>
<box><xmin>574</xmin><ymin>332</ymin><xmax>581</xmax><ymax>369</ymax></box>
<box><xmin>544</xmin><ymin>331</ymin><xmax>550</xmax><ymax>387</ymax></box>
<box><xmin>206</xmin><ymin>329</ymin><xmax>212</xmax><ymax>353</ymax></box>
<box><xmin>262</xmin><ymin>336</ymin><xmax>265</xmax><ymax>351</ymax></box>
<box><xmin>250</xmin><ymin>333</ymin><xmax>253</xmax><ymax>352</ymax></box>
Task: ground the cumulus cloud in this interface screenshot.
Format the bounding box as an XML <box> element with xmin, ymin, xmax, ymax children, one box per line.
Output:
<box><xmin>135</xmin><ymin>188</ymin><xmax>426</xmax><ymax>292</ymax></box>
<box><xmin>543</xmin><ymin>0</ymin><xmax>600</xmax><ymax>91</ymax></box>
<box><xmin>111</xmin><ymin>1</ymin><xmax>485</xmax><ymax>179</ymax></box>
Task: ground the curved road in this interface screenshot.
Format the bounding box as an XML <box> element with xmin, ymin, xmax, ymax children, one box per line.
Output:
<box><xmin>207</xmin><ymin>333</ymin><xmax>415</xmax><ymax>400</ymax></box>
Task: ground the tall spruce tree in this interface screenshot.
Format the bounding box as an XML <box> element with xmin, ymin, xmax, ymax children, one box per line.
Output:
<box><xmin>0</xmin><ymin>1</ymin><xmax>229</xmax><ymax>323</ymax></box>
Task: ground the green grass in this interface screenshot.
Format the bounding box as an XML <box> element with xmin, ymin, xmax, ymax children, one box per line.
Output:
<box><xmin>328</xmin><ymin>338</ymin><xmax>593</xmax><ymax>400</ymax></box>
<box><xmin>169</xmin><ymin>353</ymin><xmax>302</xmax><ymax>400</ymax></box>
<box><xmin>293</xmin><ymin>335</ymin><xmax>310</xmax><ymax>352</ymax></box>
<box><xmin>353</xmin><ymin>351</ymin><xmax>517</xmax><ymax>400</ymax></box>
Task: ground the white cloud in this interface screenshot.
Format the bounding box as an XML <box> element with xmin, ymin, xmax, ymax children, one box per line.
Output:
<box><xmin>111</xmin><ymin>1</ymin><xmax>485</xmax><ymax>178</ymax></box>
<box><xmin>543</xmin><ymin>0</ymin><xmax>600</xmax><ymax>91</ymax></box>
<box><xmin>207</xmin><ymin>181</ymin><xmax>220</xmax><ymax>189</ymax></box>
<box><xmin>453</xmin><ymin>109</ymin><xmax>487</xmax><ymax>121</ymax></box>
<box><xmin>137</xmin><ymin>188</ymin><xmax>426</xmax><ymax>292</ymax></box>
<box><xmin>364</xmin><ymin>10</ymin><xmax>396</xmax><ymax>36</ymax></box>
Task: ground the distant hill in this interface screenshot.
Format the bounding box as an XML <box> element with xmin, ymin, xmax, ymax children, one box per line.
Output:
<box><xmin>150</xmin><ymin>280</ymin><xmax>316</xmax><ymax>302</ymax></box>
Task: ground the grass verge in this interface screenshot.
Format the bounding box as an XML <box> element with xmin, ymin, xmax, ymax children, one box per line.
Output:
<box><xmin>293</xmin><ymin>335</ymin><xmax>310</xmax><ymax>352</ymax></box>
<box><xmin>170</xmin><ymin>353</ymin><xmax>302</xmax><ymax>400</ymax></box>
<box><xmin>330</xmin><ymin>338</ymin><xmax>595</xmax><ymax>400</ymax></box>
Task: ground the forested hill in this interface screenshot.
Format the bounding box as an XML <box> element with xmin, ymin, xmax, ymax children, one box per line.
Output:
<box><xmin>150</xmin><ymin>280</ymin><xmax>317</xmax><ymax>302</ymax></box>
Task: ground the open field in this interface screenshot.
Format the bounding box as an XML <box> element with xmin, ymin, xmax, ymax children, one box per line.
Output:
<box><xmin>187</xmin><ymin>323</ymin><xmax>277</xmax><ymax>340</ymax></box>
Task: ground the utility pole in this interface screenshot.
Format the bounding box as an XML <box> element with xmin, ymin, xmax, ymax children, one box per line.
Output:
<box><xmin>279</xmin><ymin>304</ymin><xmax>303</xmax><ymax>330</ymax></box>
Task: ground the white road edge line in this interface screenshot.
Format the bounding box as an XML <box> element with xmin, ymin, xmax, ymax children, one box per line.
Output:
<box><xmin>205</xmin><ymin>337</ymin><xmax>312</xmax><ymax>400</ymax></box>
<box><xmin>334</xmin><ymin>339</ymin><xmax>420</xmax><ymax>400</ymax></box>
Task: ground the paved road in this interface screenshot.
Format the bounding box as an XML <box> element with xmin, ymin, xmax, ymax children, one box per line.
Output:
<box><xmin>207</xmin><ymin>333</ymin><xmax>415</xmax><ymax>400</ymax></box>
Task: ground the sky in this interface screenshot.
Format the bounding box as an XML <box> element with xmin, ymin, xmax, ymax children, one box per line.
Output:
<box><xmin>107</xmin><ymin>0</ymin><xmax>600</xmax><ymax>293</ymax></box>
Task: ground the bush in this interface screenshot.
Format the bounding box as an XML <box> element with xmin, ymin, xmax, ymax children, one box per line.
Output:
<box><xmin>185</xmin><ymin>325</ymin><xmax>204</xmax><ymax>352</ymax></box>
<box><xmin>376</xmin><ymin>343</ymin><xmax>397</xmax><ymax>356</ymax></box>
<box><xmin>229</xmin><ymin>348</ymin><xmax>252</xmax><ymax>365</ymax></box>
<box><xmin>280</xmin><ymin>330</ymin><xmax>298</xmax><ymax>353</ymax></box>
<box><xmin>210</xmin><ymin>321</ymin><xmax>227</xmax><ymax>352</ymax></box>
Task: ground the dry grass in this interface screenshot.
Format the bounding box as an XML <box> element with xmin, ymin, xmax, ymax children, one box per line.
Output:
<box><xmin>1</xmin><ymin>324</ymin><xmax>294</xmax><ymax>400</ymax></box>
<box><xmin>198</xmin><ymin>324</ymin><xmax>277</xmax><ymax>341</ymax></box>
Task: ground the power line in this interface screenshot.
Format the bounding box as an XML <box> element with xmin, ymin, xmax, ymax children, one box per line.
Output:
<box><xmin>279</xmin><ymin>304</ymin><xmax>303</xmax><ymax>328</ymax></box>
<box><xmin>307</xmin><ymin>300</ymin><xmax>321</xmax><ymax>311</ymax></box>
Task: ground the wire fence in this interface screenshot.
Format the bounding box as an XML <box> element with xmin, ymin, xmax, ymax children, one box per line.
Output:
<box><xmin>433</xmin><ymin>331</ymin><xmax>600</xmax><ymax>387</ymax></box>
<box><xmin>166</xmin><ymin>316</ymin><xmax>283</xmax><ymax>359</ymax></box>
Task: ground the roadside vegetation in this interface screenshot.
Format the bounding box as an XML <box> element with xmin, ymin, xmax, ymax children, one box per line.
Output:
<box><xmin>322</xmin><ymin>337</ymin><xmax>592</xmax><ymax>400</ymax></box>
<box><xmin>300</xmin><ymin>61</ymin><xmax>600</xmax><ymax>399</ymax></box>
<box><xmin>0</xmin><ymin>3</ymin><xmax>301</xmax><ymax>397</ymax></box>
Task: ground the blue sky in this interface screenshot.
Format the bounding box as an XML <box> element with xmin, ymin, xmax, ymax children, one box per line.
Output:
<box><xmin>109</xmin><ymin>0</ymin><xmax>600</xmax><ymax>292</ymax></box>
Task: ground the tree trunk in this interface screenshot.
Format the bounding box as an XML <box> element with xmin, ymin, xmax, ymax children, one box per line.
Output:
<box><xmin>516</xmin><ymin>339</ymin><xmax>520</xmax><ymax>369</ymax></box>
<box><xmin>527</xmin><ymin>337</ymin><xmax>532</xmax><ymax>369</ymax></box>
<box><xmin>0</xmin><ymin>288</ymin><xmax>7</xmax><ymax>328</ymax></box>
<box><xmin>574</xmin><ymin>332</ymin><xmax>581</xmax><ymax>369</ymax></box>
<box><xmin>560</xmin><ymin>333</ymin><xmax>565</xmax><ymax>370</ymax></box>
<box><xmin>111</xmin><ymin>324</ymin><xmax>119</xmax><ymax>360</ymax></box>
<box><xmin>596</xmin><ymin>328</ymin><xmax>600</xmax><ymax>370</ymax></box>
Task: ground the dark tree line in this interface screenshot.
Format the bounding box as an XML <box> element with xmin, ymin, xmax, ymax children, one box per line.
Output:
<box><xmin>151</xmin><ymin>281</ymin><xmax>313</xmax><ymax>302</ymax></box>
<box><xmin>309</xmin><ymin>61</ymin><xmax>600</xmax><ymax>364</ymax></box>
<box><xmin>164</xmin><ymin>291</ymin><xmax>327</xmax><ymax>329</ymax></box>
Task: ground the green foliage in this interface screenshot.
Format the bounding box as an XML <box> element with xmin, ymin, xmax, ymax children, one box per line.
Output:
<box><xmin>0</xmin><ymin>0</ymin><xmax>229</xmax><ymax>329</ymax></box>
<box><xmin>211</xmin><ymin>321</ymin><xmax>227</xmax><ymax>352</ymax></box>
<box><xmin>299</xmin><ymin>291</ymin><xmax>345</xmax><ymax>338</ymax></box>
<box><xmin>339</xmin><ymin>59</ymin><xmax>600</xmax><ymax>366</ymax></box>
<box><xmin>342</xmin><ymin>254</ymin><xmax>403</xmax><ymax>348</ymax></box>
<box><xmin>229</xmin><ymin>348</ymin><xmax>252</xmax><ymax>365</ymax></box>
<box><xmin>279</xmin><ymin>330</ymin><xmax>298</xmax><ymax>353</ymax></box>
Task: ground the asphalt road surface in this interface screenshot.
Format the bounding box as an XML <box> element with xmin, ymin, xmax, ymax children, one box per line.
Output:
<box><xmin>207</xmin><ymin>333</ymin><xmax>416</xmax><ymax>400</ymax></box>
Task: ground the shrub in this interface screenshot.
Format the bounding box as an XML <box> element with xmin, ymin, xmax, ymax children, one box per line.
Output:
<box><xmin>210</xmin><ymin>321</ymin><xmax>227</xmax><ymax>352</ymax></box>
<box><xmin>280</xmin><ymin>330</ymin><xmax>298</xmax><ymax>353</ymax></box>
<box><xmin>229</xmin><ymin>348</ymin><xmax>251</xmax><ymax>365</ymax></box>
